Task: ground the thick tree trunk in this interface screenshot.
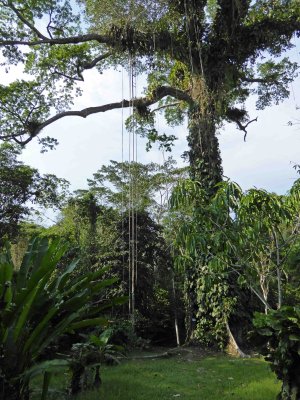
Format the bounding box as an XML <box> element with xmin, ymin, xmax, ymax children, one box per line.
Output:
<box><xmin>187</xmin><ymin>103</ymin><xmax>223</xmax><ymax>191</ymax></box>
<box><xmin>226</xmin><ymin>322</ymin><xmax>248</xmax><ymax>358</ymax></box>
<box><xmin>184</xmin><ymin>95</ymin><xmax>224</xmax><ymax>344</ymax></box>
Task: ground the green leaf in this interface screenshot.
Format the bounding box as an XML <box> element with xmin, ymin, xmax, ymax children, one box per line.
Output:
<box><xmin>22</xmin><ymin>359</ymin><xmax>69</xmax><ymax>380</ymax></box>
<box><xmin>68</xmin><ymin>317</ymin><xmax>109</xmax><ymax>331</ymax></box>
<box><xmin>23</xmin><ymin>305</ymin><xmax>59</xmax><ymax>353</ymax></box>
<box><xmin>56</xmin><ymin>259</ymin><xmax>79</xmax><ymax>291</ymax></box>
<box><xmin>289</xmin><ymin>334</ymin><xmax>300</xmax><ymax>341</ymax></box>
<box><xmin>14</xmin><ymin>281</ymin><xmax>43</xmax><ymax>341</ymax></box>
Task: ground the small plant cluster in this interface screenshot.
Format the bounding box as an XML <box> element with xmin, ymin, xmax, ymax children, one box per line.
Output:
<box><xmin>67</xmin><ymin>329</ymin><xmax>124</xmax><ymax>396</ymax></box>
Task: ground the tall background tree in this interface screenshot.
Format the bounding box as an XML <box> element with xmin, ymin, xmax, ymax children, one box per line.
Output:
<box><xmin>0</xmin><ymin>142</ymin><xmax>69</xmax><ymax>244</ymax></box>
<box><xmin>44</xmin><ymin>159</ymin><xmax>185</xmax><ymax>343</ymax></box>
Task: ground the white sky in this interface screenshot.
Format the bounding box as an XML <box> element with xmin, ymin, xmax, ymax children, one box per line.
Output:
<box><xmin>18</xmin><ymin>65</ymin><xmax>300</xmax><ymax>196</ymax></box>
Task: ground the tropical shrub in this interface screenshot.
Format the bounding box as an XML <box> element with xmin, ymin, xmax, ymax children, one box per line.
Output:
<box><xmin>254</xmin><ymin>307</ymin><xmax>300</xmax><ymax>400</ymax></box>
<box><xmin>0</xmin><ymin>238</ymin><xmax>125</xmax><ymax>400</ymax></box>
<box><xmin>68</xmin><ymin>328</ymin><xmax>123</xmax><ymax>395</ymax></box>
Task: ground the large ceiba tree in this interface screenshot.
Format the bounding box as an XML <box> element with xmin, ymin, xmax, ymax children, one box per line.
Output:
<box><xmin>0</xmin><ymin>0</ymin><xmax>299</xmax><ymax>189</ymax></box>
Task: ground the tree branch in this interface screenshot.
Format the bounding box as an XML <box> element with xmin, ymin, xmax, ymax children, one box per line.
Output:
<box><xmin>0</xmin><ymin>8</ymin><xmax>185</xmax><ymax>61</ymax></box>
<box><xmin>241</xmin><ymin>76</ymin><xmax>280</xmax><ymax>85</ymax></box>
<box><xmin>242</xmin><ymin>17</ymin><xmax>300</xmax><ymax>57</ymax></box>
<box><xmin>239</xmin><ymin>117</ymin><xmax>258</xmax><ymax>142</ymax></box>
<box><xmin>81</xmin><ymin>52</ymin><xmax>112</xmax><ymax>71</ymax></box>
<box><xmin>51</xmin><ymin>53</ymin><xmax>112</xmax><ymax>82</ymax></box>
<box><xmin>0</xmin><ymin>33</ymin><xmax>110</xmax><ymax>47</ymax></box>
<box><xmin>226</xmin><ymin>108</ymin><xmax>258</xmax><ymax>141</ymax></box>
<box><xmin>4</xmin><ymin>1</ymin><xmax>48</xmax><ymax>40</ymax></box>
<box><xmin>0</xmin><ymin>22</ymin><xmax>176</xmax><ymax>55</ymax></box>
<box><xmin>0</xmin><ymin>86</ymin><xmax>192</xmax><ymax>144</ymax></box>
<box><xmin>151</xmin><ymin>101</ymin><xmax>182</xmax><ymax>113</ymax></box>
<box><xmin>53</xmin><ymin>69</ymin><xmax>84</xmax><ymax>81</ymax></box>
<box><xmin>242</xmin><ymin>77</ymin><xmax>270</xmax><ymax>84</ymax></box>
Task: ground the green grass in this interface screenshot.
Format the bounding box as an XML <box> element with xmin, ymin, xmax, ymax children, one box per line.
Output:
<box><xmin>32</xmin><ymin>355</ymin><xmax>280</xmax><ymax>400</ymax></box>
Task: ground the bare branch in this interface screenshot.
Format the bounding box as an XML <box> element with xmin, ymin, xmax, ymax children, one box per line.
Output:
<box><xmin>240</xmin><ymin>117</ymin><xmax>258</xmax><ymax>141</ymax></box>
<box><xmin>242</xmin><ymin>77</ymin><xmax>269</xmax><ymax>84</ymax></box>
<box><xmin>226</xmin><ymin>110</ymin><xmax>258</xmax><ymax>141</ymax></box>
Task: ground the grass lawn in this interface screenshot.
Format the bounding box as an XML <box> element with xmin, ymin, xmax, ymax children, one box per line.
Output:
<box><xmin>33</xmin><ymin>352</ymin><xmax>280</xmax><ymax>400</ymax></box>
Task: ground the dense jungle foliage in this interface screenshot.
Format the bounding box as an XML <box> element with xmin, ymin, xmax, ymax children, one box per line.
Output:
<box><xmin>1</xmin><ymin>147</ymin><xmax>300</xmax><ymax>399</ymax></box>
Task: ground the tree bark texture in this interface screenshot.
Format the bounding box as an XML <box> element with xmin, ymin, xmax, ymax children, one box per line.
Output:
<box><xmin>187</xmin><ymin>82</ymin><xmax>223</xmax><ymax>191</ymax></box>
<box><xmin>225</xmin><ymin>321</ymin><xmax>248</xmax><ymax>358</ymax></box>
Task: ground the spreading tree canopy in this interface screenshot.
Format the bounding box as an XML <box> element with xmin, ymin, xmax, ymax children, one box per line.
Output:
<box><xmin>0</xmin><ymin>0</ymin><xmax>299</xmax><ymax>188</ymax></box>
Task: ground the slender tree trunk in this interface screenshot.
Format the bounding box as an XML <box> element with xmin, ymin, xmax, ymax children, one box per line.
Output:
<box><xmin>172</xmin><ymin>273</ymin><xmax>180</xmax><ymax>346</ymax></box>
<box><xmin>259</xmin><ymin>272</ymin><xmax>269</xmax><ymax>315</ymax></box>
<box><xmin>40</xmin><ymin>372</ymin><xmax>52</xmax><ymax>400</ymax></box>
<box><xmin>249</xmin><ymin>284</ymin><xmax>271</xmax><ymax>312</ymax></box>
<box><xmin>272</xmin><ymin>229</ymin><xmax>283</xmax><ymax>309</ymax></box>
<box><xmin>184</xmin><ymin>275</ymin><xmax>193</xmax><ymax>343</ymax></box>
<box><xmin>277</xmin><ymin>266</ymin><xmax>282</xmax><ymax>309</ymax></box>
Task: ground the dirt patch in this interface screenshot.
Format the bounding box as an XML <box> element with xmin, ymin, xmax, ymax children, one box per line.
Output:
<box><xmin>127</xmin><ymin>346</ymin><xmax>218</xmax><ymax>362</ymax></box>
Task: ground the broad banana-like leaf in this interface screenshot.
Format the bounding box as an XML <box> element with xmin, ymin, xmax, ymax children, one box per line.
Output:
<box><xmin>68</xmin><ymin>317</ymin><xmax>109</xmax><ymax>331</ymax></box>
<box><xmin>90</xmin><ymin>277</ymin><xmax>118</xmax><ymax>294</ymax></box>
<box><xmin>22</xmin><ymin>359</ymin><xmax>70</xmax><ymax>380</ymax></box>
<box><xmin>16</xmin><ymin>237</ymin><xmax>40</xmax><ymax>291</ymax></box>
<box><xmin>55</xmin><ymin>259</ymin><xmax>79</xmax><ymax>290</ymax></box>
<box><xmin>35</xmin><ymin>311</ymin><xmax>82</xmax><ymax>358</ymax></box>
<box><xmin>0</xmin><ymin>261</ymin><xmax>13</xmax><ymax>305</ymax></box>
<box><xmin>13</xmin><ymin>269</ymin><xmax>56</xmax><ymax>341</ymax></box>
<box><xmin>13</xmin><ymin>280</ymin><xmax>43</xmax><ymax>341</ymax></box>
<box><xmin>61</xmin><ymin>266</ymin><xmax>111</xmax><ymax>297</ymax></box>
<box><xmin>23</xmin><ymin>305</ymin><xmax>60</xmax><ymax>353</ymax></box>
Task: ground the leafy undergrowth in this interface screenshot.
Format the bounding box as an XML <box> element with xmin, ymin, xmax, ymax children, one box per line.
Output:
<box><xmin>31</xmin><ymin>353</ymin><xmax>280</xmax><ymax>400</ymax></box>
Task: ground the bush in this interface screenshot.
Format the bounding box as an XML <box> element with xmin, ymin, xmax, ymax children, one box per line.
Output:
<box><xmin>254</xmin><ymin>307</ymin><xmax>300</xmax><ymax>400</ymax></box>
